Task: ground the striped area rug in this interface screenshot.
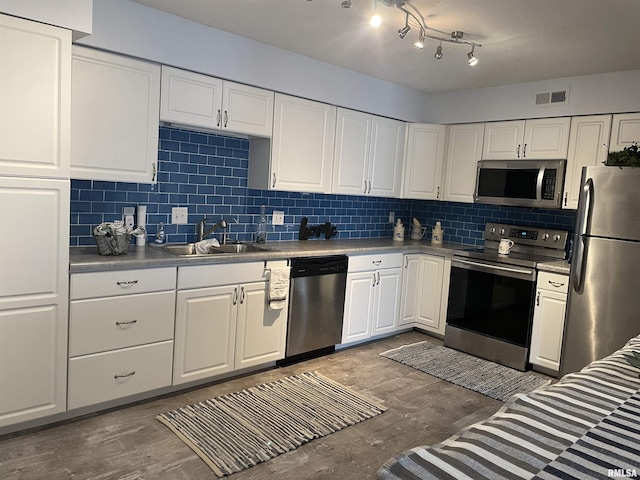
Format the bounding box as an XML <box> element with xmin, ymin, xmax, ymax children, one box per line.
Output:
<box><xmin>380</xmin><ymin>341</ymin><xmax>551</xmax><ymax>402</ymax></box>
<box><xmin>156</xmin><ymin>371</ymin><xmax>387</xmax><ymax>477</ymax></box>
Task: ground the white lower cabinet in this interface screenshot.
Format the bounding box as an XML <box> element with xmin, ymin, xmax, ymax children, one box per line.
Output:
<box><xmin>399</xmin><ymin>254</ymin><xmax>449</xmax><ymax>335</ymax></box>
<box><xmin>67</xmin><ymin>267</ymin><xmax>177</xmax><ymax>410</ymax></box>
<box><xmin>529</xmin><ymin>271</ymin><xmax>569</xmax><ymax>374</ymax></box>
<box><xmin>173</xmin><ymin>261</ymin><xmax>288</xmax><ymax>386</ymax></box>
<box><xmin>342</xmin><ymin>253</ymin><xmax>403</xmax><ymax>345</ymax></box>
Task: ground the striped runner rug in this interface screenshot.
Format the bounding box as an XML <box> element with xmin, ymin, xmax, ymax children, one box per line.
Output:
<box><xmin>156</xmin><ymin>371</ymin><xmax>387</xmax><ymax>477</ymax></box>
<box><xmin>380</xmin><ymin>341</ymin><xmax>551</xmax><ymax>402</ymax></box>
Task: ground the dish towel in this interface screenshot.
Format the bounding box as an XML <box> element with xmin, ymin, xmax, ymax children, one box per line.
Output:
<box><xmin>194</xmin><ymin>238</ymin><xmax>220</xmax><ymax>254</ymax></box>
<box><xmin>268</xmin><ymin>267</ymin><xmax>290</xmax><ymax>310</ymax></box>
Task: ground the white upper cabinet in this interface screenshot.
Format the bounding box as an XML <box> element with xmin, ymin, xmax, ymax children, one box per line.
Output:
<box><xmin>249</xmin><ymin>93</ymin><xmax>336</xmax><ymax>193</ymax></box>
<box><xmin>442</xmin><ymin>123</ymin><xmax>484</xmax><ymax>203</ymax></box>
<box><xmin>402</xmin><ymin>123</ymin><xmax>446</xmax><ymax>200</ymax></box>
<box><xmin>160</xmin><ymin>66</ymin><xmax>274</xmax><ymax>138</ymax></box>
<box><xmin>610</xmin><ymin>113</ymin><xmax>640</xmax><ymax>151</ymax></box>
<box><xmin>70</xmin><ymin>46</ymin><xmax>161</xmax><ymax>183</ymax></box>
<box><xmin>0</xmin><ymin>14</ymin><xmax>70</xmax><ymax>178</ymax></box>
<box><xmin>482</xmin><ymin>118</ymin><xmax>570</xmax><ymax>160</ymax></box>
<box><xmin>563</xmin><ymin>115</ymin><xmax>611</xmax><ymax>210</ymax></box>
<box><xmin>332</xmin><ymin>109</ymin><xmax>405</xmax><ymax>198</ymax></box>
<box><xmin>368</xmin><ymin>116</ymin><xmax>406</xmax><ymax>198</ymax></box>
<box><xmin>332</xmin><ymin>108</ymin><xmax>371</xmax><ymax>195</ymax></box>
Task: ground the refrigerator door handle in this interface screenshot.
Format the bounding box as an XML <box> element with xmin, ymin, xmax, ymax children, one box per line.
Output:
<box><xmin>572</xmin><ymin>235</ymin><xmax>586</xmax><ymax>293</ymax></box>
<box><xmin>576</xmin><ymin>178</ymin><xmax>593</xmax><ymax>236</ymax></box>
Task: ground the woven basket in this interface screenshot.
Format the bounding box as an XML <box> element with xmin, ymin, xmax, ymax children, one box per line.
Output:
<box><xmin>93</xmin><ymin>233</ymin><xmax>132</xmax><ymax>256</ymax></box>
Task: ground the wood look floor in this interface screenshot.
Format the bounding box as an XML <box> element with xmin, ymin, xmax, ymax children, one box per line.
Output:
<box><xmin>0</xmin><ymin>331</ymin><xmax>504</xmax><ymax>480</ymax></box>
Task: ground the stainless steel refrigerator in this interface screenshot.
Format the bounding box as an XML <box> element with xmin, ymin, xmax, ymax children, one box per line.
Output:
<box><xmin>559</xmin><ymin>166</ymin><xmax>640</xmax><ymax>376</ymax></box>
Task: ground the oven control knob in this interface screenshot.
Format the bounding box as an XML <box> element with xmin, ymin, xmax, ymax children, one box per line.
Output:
<box><xmin>490</xmin><ymin>227</ymin><xmax>496</xmax><ymax>234</ymax></box>
<box><xmin>553</xmin><ymin>234</ymin><xmax>561</xmax><ymax>242</ymax></box>
<box><xmin>499</xmin><ymin>228</ymin><xmax>505</xmax><ymax>235</ymax></box>
<box><xmin>542</xmin><ymin>233</ymin><xmax>550</xmax><ymax>241</ymax></box>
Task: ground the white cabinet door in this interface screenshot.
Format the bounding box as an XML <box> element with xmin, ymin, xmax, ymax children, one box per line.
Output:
<box><xmin>414</xmin><ymin>255</ymin><xmax>445</xmax><ymax>331</ymax></box>
<box><xmin>403</xmin><ymin>123</ymin><xmax>446</xmax><ymax>200</ymax></box>
<box><xmin>235</xmin><ymin>281</ymin><xmax>287</xmax><ymax>369</ymax></box>
<box><xmin>0</xmin><ymin>306</ymin><xmax>67</xmax><ymax>427</ymax></box>
<box><xmin>0</xmin><ymin>162</ymin><xmax>69</xmax><ymax>431</ymax></box>
<box><xmin>399</xmin><ymin>255</ymin><xmax>420</xmax><ymax>326</ymax></box>
<box><xmin>523</xmin><ymin>117</ymin><xmax>571</xmax><ymax>159</ymax></box>
<box><xmin>529</xmin><ymin>288</ymin><xmax>566</xmax><ymax>373</ymax></box>
<box><xmin>160</xmin><ymin>66</ymin><xmax>222</xmax><ymax>130</ymax></box>
<box><xmin>610</xmin><ymin>113</ymin><xmax>640</xmax><ymax>151</ymax></box>
<box><xmin>482</xmin><ymin>120</ymin><xmax>525</xmax><ymax>159</ymax></box>
<box><xmin>342</xmin><ymin>272</ymin><xmax>375</xmax><ymax>344</ymax></box>
<box><xmin>70</xmin><ymin>46</ymin><xmax>160</xmax><ymax>183</ymax></box>
<box><xmin>0</xmin><ymin>14</ymin><xmax>70</xmax><ymax>178</ymax></box>
<box><xmin>332</xmin><ymin>108</ymin><xmax>371</xmax><ymax>195</ymax></box>
<box><xmin>372</xmin><ymin>267</ymin><xmax>402</xmax><ymax>336</ymax></box>
<box><xmin>173</xmin><ymin>286</ymin><xmax>237</xmax><ymax>385</ymax></box>
<box><xmin>563</xmin><ymin>115</ymin><xmax>611</xmax><ymax>209</ymax></box>
<box><xmin>223</xmin><ymin>81</ymin><xmax>274</xmax><ymax>137</ymax></box>
<box><xmin>368</xmin><ymin>116</ymin><xmax>405</xmax><ymax>198</ymax></box>
<box><xmin>269</xmin><ymin>93</ymin><xmax>336</xmax><ymax>193</ymax></box>
<box><xmin>442</xmin><ymin>123</ymin><xmax>484</xmax><ymax>203</ymax></box>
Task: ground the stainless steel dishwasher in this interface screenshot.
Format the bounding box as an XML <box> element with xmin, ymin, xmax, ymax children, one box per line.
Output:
<box><xmin>283</xmin><ymin>255</ymin><xmax>348</xmax><ymax>362</ymax></box>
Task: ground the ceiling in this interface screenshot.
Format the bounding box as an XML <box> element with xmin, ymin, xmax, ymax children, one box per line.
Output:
<box><xmin>130</xmin><ymin>0</ymin><xmax>640</xmax><ymax>94</ymax></box>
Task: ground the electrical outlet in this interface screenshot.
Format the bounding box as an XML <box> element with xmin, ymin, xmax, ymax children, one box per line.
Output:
<box><xmin>171</xmin><ymin>207</ymin><xmax>188</xmax><ymax>224</ymax></box>
<box><xmin>272</xmin><ymin>210</ymin><xmax>285</xmax><ymax>226</ymax></box>
<box><xmin>389</xmin><ymin>211</ymin><xmax>395</xmax><ymax>223</ymax></box>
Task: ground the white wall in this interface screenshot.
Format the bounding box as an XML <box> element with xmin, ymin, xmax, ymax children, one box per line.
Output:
<box><xmin>76</xmin><ymin>0</ymin><xmax>432</xmax><ymax>123</ymax></box>
<box><xmin>0</xmin><ymin>0</ymin><xmax>92</xmax><ymax>39</ymax></box>
<box><xmin>425</xmin><ymin>69</ymin><xmax>640</xmax><ymax>124</ymax></box>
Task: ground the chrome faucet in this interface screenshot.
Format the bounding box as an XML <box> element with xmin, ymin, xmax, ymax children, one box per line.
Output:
<box><xmin>197</xmin><ymin>217</ymin><xmax>239</xmax><ymax>243</ymax></box>
<box><xmin>197</xmin><ymin>218</ymin><xmax>227</xmax><ymax>242</ymax></box>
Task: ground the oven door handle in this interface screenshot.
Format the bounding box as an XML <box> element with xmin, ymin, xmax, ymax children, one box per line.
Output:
<box><xmin>452</xmin><ymin>257</ymin><xmax>536</xmax><ymax>279</ymax></box>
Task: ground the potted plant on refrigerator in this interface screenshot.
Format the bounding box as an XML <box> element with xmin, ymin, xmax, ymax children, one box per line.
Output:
<box><xmin>605</xmin><ymin>143</ymin><xmax>640</xmax><ymax>167</ymax></box>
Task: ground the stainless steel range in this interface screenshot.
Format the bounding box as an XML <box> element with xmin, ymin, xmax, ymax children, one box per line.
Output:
<box><xmin>445</xmin><ymin>222</ymin><xmax>569</xmax><ymax>371</ymax></box>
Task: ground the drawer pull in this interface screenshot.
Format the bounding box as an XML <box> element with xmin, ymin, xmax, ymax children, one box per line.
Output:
<box><xmin>114</xmin><ymin>371</ymin><xmax>136</xmax><ymax>379</ymax></box>
<box><xmin>372</xmin><ymin>260</ymin><xmax>382</xmax><ymax>265</ymax></box>
<box><xmin>548</xmin><ymin>280</ymin><xmax>565</xmax><ymax>288</ymax></box>
<box><xmin>116</xmin><ymin>280</ymin><xmax>138</xmax><ymax>288</ymax></box>
<box><xmin>115</xmin><ymin>319</ymin><xmax>138</xmax><ymax>326</ymax></box>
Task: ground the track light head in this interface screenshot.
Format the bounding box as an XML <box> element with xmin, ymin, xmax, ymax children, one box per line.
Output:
<box><xmin>434</xmin><ymin>43</ymin><xmax>443</xmax><ymax>60</ymax></box>
<box><xmin>341</xmin><ymin>0</ymin><xmax>352</xmax><ymax>7</ymax></box>
<box><xmin>414</xmin><ymin>31</ymin><xmax>425</xmax><ymax>49</ymax></box>
<box><xmin>398</xmin><ymin>12</ymin><xmax>410</xmax><ymax>39</ymax></box>
<box><xmin>467</xmin><ymin>46</ymin><xmax>478</xmax><ymax>66</ymax></box>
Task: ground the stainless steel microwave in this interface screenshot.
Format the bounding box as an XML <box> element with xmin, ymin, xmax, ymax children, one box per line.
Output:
<box><xmin>474</xmin><ymin>159</ymin><xmax>566</xmax><ymax>209</ymax></box>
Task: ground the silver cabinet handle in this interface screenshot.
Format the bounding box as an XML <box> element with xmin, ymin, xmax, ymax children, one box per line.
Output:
<box><xmin>404</xmin><ymin>256</ymin><xmax>408</xmax><ymax>268</ymax></box>
<box><xmin>217</xmin><ymin>109</ymin><xmax>222</xmax><ymax>127</ymax></box>
<box><xmin>536</xmin><ymin>291</ymin><xmax>540</xmax><ymax>306</ymax></box>
<box><xmin>436</xmin><ymin>186</ymin><xmax>440</xmax><ymax>199</ymax></box>
<box><xmin>240</xmin><ymin>286</ymin><xmax>245</xmax><ymax>304</ymax></box>
<box><xmin>372</xmin><ymin>260</ymin><xmax>382</xmax><ymax>265</ymax></box>
<box><xmin>272</xmin><ymin>173</ymin><xmax>277</xmax><ymax>188</ymax></box>
<box><xmin>523</xmin><ymin>143</ymin><xmax>527</xmax><ymax>157</ymax></box>
<box><xmin>548</xmin><ymin>280</ymin><xmax>565</xmax><ymax>288</ymax></box>
<box><xmin>363</xmin><ymin>181</ymin><xmax>367</xmax><ymax>194</ymax></box>
<box><xmin>116</xmin><ymin>280</ymin><xmax>138</xmax><ymax>288</ymax></box>
<box><xmin>564</xmin><ymin>192</ymin><xmax>568</xmax><ymax>206</ymax></box>
<box><xmin>517</xmin><ymin>144</ymin><xmax>521</xmax><ymax>158</ymax></box>
<box><xmin>115</xmin><ymin>319</ymin><xmax>138</xmax><ymax>326</ymax></box>
<box><xmin>233</xmin><ymin>287</ymin><xmax>238</xmax><ymax>305</ymax></box>
<box><xmin>152</xmin><ymin>162</ymin><xmax>157</xmax><ymax>182</ymax></box>
<box><xmin>224</xmin><ymin>110</ymin><xmax>228</xmax><ymax>127</ymax></box>
<box><xmin>114</xmin><ymin>371</ymin><xmax>135</xmax><ymax>379</ymax></box>
<box><xmin>368</xmin><ymin>181</ymin><xmax>372</xmax><ymax>194</ymax></box>
<box><xmin>376</xmin><ymin>271</ymin><xmax>380</xmax><ymax>286</ymax></box>
<box><xmin>371</xmin><ymin>273</ymin><xmax>376</xmax><ymax>287</ymax></box>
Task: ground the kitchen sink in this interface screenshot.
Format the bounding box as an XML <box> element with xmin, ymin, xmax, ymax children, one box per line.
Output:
<box><xmin>160</xmin><ymin>242</ymin><xmax>270</xmax><ymax>256</ymax></box>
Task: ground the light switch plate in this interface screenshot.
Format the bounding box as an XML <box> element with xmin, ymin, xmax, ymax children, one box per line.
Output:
<box><xmin>171</xmin><ymin>207</ymin><xmax>188</xmax><ymax>224</ymax></box>
<box><xmin>272</xmin><ymin>210</ymin><xmax>285</xmax><ymax>225</ymax></box>
<box><xmin>389</xmin><ymin>211</ymin><xmax>395</xmax><ymax>223</ymax></box>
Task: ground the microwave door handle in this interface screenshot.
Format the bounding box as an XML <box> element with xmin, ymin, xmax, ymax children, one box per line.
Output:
<box><xmin>536</xmin><ymin>166</ymin><xmax>545</xmax><ymax>202</ymax></box>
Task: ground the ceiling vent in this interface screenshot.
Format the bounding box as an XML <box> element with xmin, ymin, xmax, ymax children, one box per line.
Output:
<box><xmin>535</xmin><ymin>88</ymin><xmax>570</xmax><ymax>107</ymax></box>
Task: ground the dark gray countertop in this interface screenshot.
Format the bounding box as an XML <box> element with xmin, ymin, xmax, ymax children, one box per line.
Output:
<box><xmin>69</xmin><ymin>239</ymin><xmax>470</xmax><ymax>273</ymax></box>
<box><xmin>536</xmin><ymin>260</ymin><xmax>571</xmax><ymax>275</ymax></box>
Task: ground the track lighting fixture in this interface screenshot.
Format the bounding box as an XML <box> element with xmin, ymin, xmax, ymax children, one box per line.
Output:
<box><xmin>434</xmin><ymin>41</ymin><xmax>443</xmax><ymax>60</ymax></box>
<box><xmin>355</xmin><ymin>0</ymin><xmax>481</xmax><ymax>65</ymax></box>
<box><xmin>397</xmin><ymin>12</ymin><xmax>411</xmax><ymax>38</ymax></box>
<box><xmin>341</xmin><ymin>0</ymin><xmax>352</xmax><ymax>7</ymax></box>
<box><xmin>467</xmin><ymin>46</ymin><xmax>478</xmax><ymax>66</ymax></box>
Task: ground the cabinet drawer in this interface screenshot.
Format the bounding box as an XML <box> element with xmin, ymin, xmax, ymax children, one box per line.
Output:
<box><xmin>348</xmin><ymin>253</ymin><xmax>403</xmax><ymax>273</ymax></box>
<box><xmin>69</xmin><ymin>291</ymin><xmax>176</xmax><ymax>357</ymax></box>
<box><xmin>537</xmin><ymin>271</ymin><xmax>569</xmax><ymax>294</ymax></box>
<box><xmin>68</xmin><ymin>341</ymin><xmax>173</xmax><ymax>410</ymax></box>
<box><xmin>178</xmin><ymin>262</ymin><xmax>265</xmax><ymax>289</ymax></box>
<box><xmin>70</xmin><ymin>267</ymin><xmax>176</xmax><ymax>300</ymax></box>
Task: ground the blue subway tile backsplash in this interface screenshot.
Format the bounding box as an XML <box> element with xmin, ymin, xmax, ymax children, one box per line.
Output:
<box><xmin>69</xmin><ymin>126</ymin><xmax>577</xmax><ymax>247</ymax></box>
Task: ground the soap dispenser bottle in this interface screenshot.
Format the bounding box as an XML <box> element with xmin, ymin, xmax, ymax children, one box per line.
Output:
<box><xmin>393</xmin><ymin>219</ymin><xmax>405</xmax><ymax>242</ymax></box>
<box><xmin>155</xmin><ymin>222</ymin><xmax>166</xmax><ymax>244</ymax></box>
<box><xmin>431</xmin><ymin>221</ymin><xmax>443</xmax><ymax>245</ymax></box>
